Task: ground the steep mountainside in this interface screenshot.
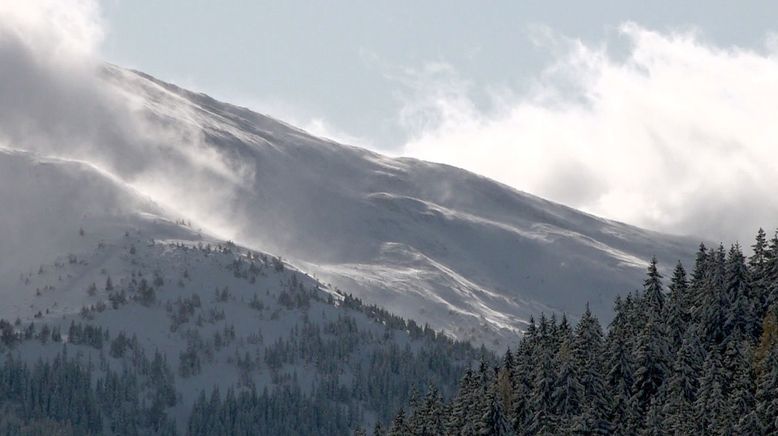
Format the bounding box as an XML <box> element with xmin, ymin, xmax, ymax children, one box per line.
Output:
<box><xmin>1</xmin><ymin>65</ymin><xmax>699</xmax><ymax>349</ymax></box>
<box><xmin>0</xmin><ymin>149</ymin><xmax>484</xmax><ymax>433</ymax></box>
<box><xmin>0</xmin><ymin>63</ymin><xmax>704</xmax><ymax>433</ymax></box>
<box><xmin>94</xmin><ymin>66</ymin><xmax>696</xmax><ymax>347</ymax></box>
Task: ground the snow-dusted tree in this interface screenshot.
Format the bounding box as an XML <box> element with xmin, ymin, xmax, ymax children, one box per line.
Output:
<box><xmin>660</xmin><ymin>328</ymin><xmax>702</xmax><ymax>434</ymax></box>
<box><xmin>695</xmin><ymin>245</ymin><xmax>728</xmax><ymax>345</ymax></box>
<box><xmin>642</xmin><ymin>257</ymin><xmax>665</xmax><ymax>313</ymax></box>
<box><xmin>526</xmin><ymin>345</ymin><xmax>557</xmax><ymax>435</ymax></box>
<box><xmin>629</xmin><ymin>314</ymin><xmax>669</xmax><ymax>419</ymax></box>
<box><xmin>478</xmin><ymin>375</ymin><xmax>512</xmax><ymax>436</ymax></box>
<box><xmin>604</xmin><ymin>299</ymin><xmax>634</xmax><ymax>431</ymax></box>
<box><xmin>446</xmin><ymin>369</ymin><xmax>476</xmax><ymax>434</ymax></box>
<box><xmin>642</xmin><ymin>396</ymin><xmax>664</xmax><ymax>436</ymax></box>
<box><xmin>726</xmin><ymin>343</ymin><xmax>757</xmax><ymax>435</ymax></box>
<box><xmin>723</xmin><ymin>244</ymin><xmax>756</xmax><ymax>339</ymax></box>
<box><xmin>510</xmin><ymin>338</ymin><xmax>533</xmax><ymax>433</ymax></box>
<box><xmin>750</xmin><ymin>228</ymin><xmax>769</xmax><ymax>307</ymax></box>
<box><xmin>666</xmin><ymin>261</ymin><xmax>689</xmax><ymax>349</ymax></box>
<box><xmin>551</xmin><ymin>337</ymin><xmax>583</xmax><ymax>427</ymax></box>
<box><xmin>572</xmin><ymin>305</ymin><xmax>609</xmax><ymax>433</ymax></box>
<box><xmin>756</xmin><ymin>309</ymin><xmax>778</xmax><ymax>433</ymax></box>
<box><xmin>693</xmin><ymin>349</ymin><xmax>727</xmax><ymax>434</ymax></box>
<box><xmin>389</xmin><ymin>408</ymin><xmax>408</xmax><ymax>436</ymax></box>
<box><xmin>765</xmin><ymin>232</ymin><xmax>778</xmax><ymax>310</ymax></box>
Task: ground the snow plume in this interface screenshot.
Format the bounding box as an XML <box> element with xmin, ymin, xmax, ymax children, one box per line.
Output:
<box><xmin>401</xmin><ymin>24</ymin><xmax>778</xmax><ymax>244</ymax></box>
<box><xmin>0</xmin><ymin>0</ymin><xmax>252</xmax><ymax>240</ymax></box>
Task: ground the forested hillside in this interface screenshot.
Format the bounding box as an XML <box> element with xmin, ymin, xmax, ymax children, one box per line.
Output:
<box><xmin>2</xmin><ymin>225</ymin><xmax>776</xmax><ymax>435</ymax></box>
<box><xmin>381</xmin><ymin>228</ymin><xmax>778</xmax><ymax>435</ymax></box>
<box><xmin>0</xmin><ymin>232</ymin><xmax>489</xmax><ymax>435</ymax></box>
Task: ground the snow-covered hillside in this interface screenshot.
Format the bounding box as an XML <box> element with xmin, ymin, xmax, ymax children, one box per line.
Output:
<box><xmin>0</xmin><ymin>149</ymin><xmax>484</xmax><ymax>433</ymax></box>
<box><xmin>0</xmin><ymin>65</ymin><xmax>699</xmax><ymax>349</ymax></box>
<box><xmin>117</xmin><ymin>67</ymin><xmax>699</xmax><ymax>346</ymax></box>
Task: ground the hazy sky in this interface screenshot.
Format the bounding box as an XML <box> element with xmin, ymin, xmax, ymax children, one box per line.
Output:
<box><xmin>100</xmin><ymin>1</ymin><xmax>778</xmax><ymax>150</ymax></box>
<box><xmin>8</xmin><ymin>1</ymin><xmax>778</xmax><ymax>243</ymax></box>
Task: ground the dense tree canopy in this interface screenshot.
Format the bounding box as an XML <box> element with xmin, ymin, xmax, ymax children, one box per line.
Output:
<box><xmin>384</xmin><ymin>228</ymin><xmax>778</xmax><ymax>435</ymax></box>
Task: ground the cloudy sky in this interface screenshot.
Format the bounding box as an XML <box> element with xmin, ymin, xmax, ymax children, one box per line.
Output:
<box><xmin>6</xmin><ymin>1</ymin><xmax>778</xmax><ymax>243</ymax></box>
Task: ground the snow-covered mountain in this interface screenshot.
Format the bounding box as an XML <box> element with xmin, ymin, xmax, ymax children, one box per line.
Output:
<box><xmin>0</xmin><ymin>65</ymin><xmax>698</xmax><ymax>349</ymax></box>
<box><xmin>0</xmin><ymin>146</ymin><xmax>486</xmax><ymax>433</ymax></box>
<box><xmin>0</xmin><ymin>63</ymin><xmax>707</xmax><ymax>433</ymax></box>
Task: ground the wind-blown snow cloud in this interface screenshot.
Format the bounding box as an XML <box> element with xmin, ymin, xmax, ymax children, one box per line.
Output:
<box><xmin>401</xmin><ymin>24</ymin><xmax>778</xmax><ymax>244</ymax></box>
<box><xmin>0</xmin><ymin>0</ymin><xmax>252</xmax><ymax>240</ymax></box>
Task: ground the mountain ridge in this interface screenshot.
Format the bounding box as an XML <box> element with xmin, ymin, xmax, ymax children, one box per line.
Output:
<box><xmin>1</xmin><ymin>65</ymin><xmax>700</xmax><ymax>348</ymax></box>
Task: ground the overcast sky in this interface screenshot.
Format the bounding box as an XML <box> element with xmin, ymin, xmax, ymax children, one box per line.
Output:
<box><xmin>10</xmin><ymin>1</ymin><xmax>778</xmax><ymax>243</ymax></box>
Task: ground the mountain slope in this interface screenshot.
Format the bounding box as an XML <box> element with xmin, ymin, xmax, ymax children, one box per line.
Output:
<box><xmin>99</xmin><ymin>67</ymin><xmax>697</xmax><ymax>347</ymax></box>
<box><xmin>0</xmin><ymin>65</ymin><xmax>698</xmax><ymax>349</ymax></box>
<box><xmin>0</xmin><ymin>149</ymin><xmax>484</xmax><ymax>433</ymax></box>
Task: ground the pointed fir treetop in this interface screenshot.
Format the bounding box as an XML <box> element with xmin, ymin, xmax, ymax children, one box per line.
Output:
<box><xmin>750</xmin><ymin>228</ymin><xmax>768</xmax><ymax>273</ymax></box>
<box><xmin>723</xmin><ymin>243</ymin><xmax>757</xmax><ymax>338</ymax></box>
<box><xmin>710</xmin><ymin>244</ymin><xmax>727</xmax><ymax>286</ymax></box>
<box><xmin>573</xmin><ymin>303</ymin><xmax>603</xmax><ymax>363</ymax></box>
<box><xmin>669</xmin><ymin>261</ymin><xmax>688</xmax><ymax>300</ymax></box>
<box><xmin>558</xmin><ymin>313</ymin><xmax>571</xmax><ymax>337</ymax></box>
<box><xmin>389</xmin><ymin>408</ymin><xmax>407</xmax><ymax>436</ymax></box>
<box><xmin>551</xmin><ymin>336</ymin><xmax>584</xmax><ymax>420</ymax></box>
<box><xmin>525</xmin><ymin>315</ymin><xmax>537</xmax><ymax>339</ymax></box>
<box><xmin>665</xmin><ymin>261</ymin><xmax>690</xmax><ymax>347</ymax></box>
<box><xmin>691</xmin><ymin>242</ymin><xmax>708</xmax><ymax>286</ymax></box>
<box><xmin>766</xmin><ymin>232</ymin><xmax>778</xmax><ymax>308</ymax></box>
<box><xmin>539</xmin><ymin>313</ymin><xmax>549</xmax><ymax>334</ymax></box>
<box><xmin>643</xmin><ymin>256</ymin><xmax>665</xmax><ymax>312</ymax></box>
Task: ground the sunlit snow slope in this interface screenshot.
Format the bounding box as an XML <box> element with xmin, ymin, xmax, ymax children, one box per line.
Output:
<box><xmin>0</xmin><ymin>66</ymin><xmax>698</xmax><ymax>348</ymax></box>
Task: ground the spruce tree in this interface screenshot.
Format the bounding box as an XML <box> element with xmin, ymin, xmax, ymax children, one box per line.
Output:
<box><xmin>642</xmin><ymin>257</ymin><xmax>665</xmax><ymax>313</ymax></box>
<box><xmin>755</xmin><ymin>309</ymin><xmax>778</xmax><ymax>433</ymax></box>
<box><xmin>572</xmin><ymin>305</ymin><xmax>609</xmax><ymax>433</ymax></box>
<box><xmin>604</xmin><ymin>303</ymin><xmax>634</xmax><ymax>431</ymax></box>
<box><xmin>723</xmin><ymin>244</ymin><xmax>756</xmax><ymax>339</ymax></box>
<box><xmin>642</xmin><ymin>396</ymin><xmax>664</xmax><ymax>436</ymax></box>
<box><xmin>495</xmin><ymin>352</ymin><xmax>515</xmax><ymax>423</ymax></box>
<box><xmin>478</xmin><ymin>377</ymin><xmax>511</xmax><ymax>436</ymax></box>
<box><xmin>510</xmin><ymin>339</ymin><xmax>533</xmax><ymax>434</ymax></box>
<box><xmin>661</xmin><ymin>328</ymin><xmax>702</xmax><ymax>434</ymax></box>
<box><xmin>726</xmin><ymin>345</ymin><xmax>757</xmax><ymax>434</ymax></box>
<box><xmin>629</xmin><ymin>314</ymin><xmax>669</xmax><ymax>419</ymax></box>
<box><xmin>750</xmin><ymin>228</ymin><xmax>769</xmax><ymax>309</ymax></box>
<box><xmin>551</xmin><ymin>337</ymin><xmax>583</xmax><ymax>426</ymax></box>
<box><xmin>751</xmin><ymin>228</ymin><xmax>768</xmax><ymax>274</ymax></box>
<box><xmin>666</xmin><ymin>261</ymin><xmax>689</xmax><ymax>349</ymax></box>
<box><xmin>765</xmin><ymin>232</ymin><xmax>778</xmax><ymax>310</ymax></box>
<box><xmin>697</xmin><ymin>245</ymin><xmax>727</xmax><ymax>345</ymax></box>
<box><xmin>694</xmin><ymin>349</ymin><xmax>727</xmax><ymax>434</ymax></box>
<box><xmin>447</xmin><ymin>369</ymin><xmax>475</xmax><ymax>435</ymax></box>
<box><xmin>389</xmin><ymin>408</ymin><xmax>408</xmax><ymax>436</ymax></box>
<box><xmin>526</xmin><ymin>345</ymin><xmax>556</xmax><ymax>435</ymax></box>
<box><xmin>690</xmin><ymin>243</ymin><xmax>708</xmax><ymax>290</ymax></box>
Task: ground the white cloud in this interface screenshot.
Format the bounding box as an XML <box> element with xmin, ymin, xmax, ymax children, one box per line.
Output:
<box><xmin>401</xmin><ymin>23</ymin><xmax>778</xmax><ymax>244</ymax></box>
<box><xmin>4</xmin><ymin>3</ymin><xmax>777</xmax><ymax>247</ymax></box>
<box><xmin>0</xmin><ymin>0</ymin><xmax>253</xmax><ymax>240</ymax></box>
<box><xmin>0</xmin><ymin>0</ymin><xmax>103</xmax><ymax>57</ymax></box>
